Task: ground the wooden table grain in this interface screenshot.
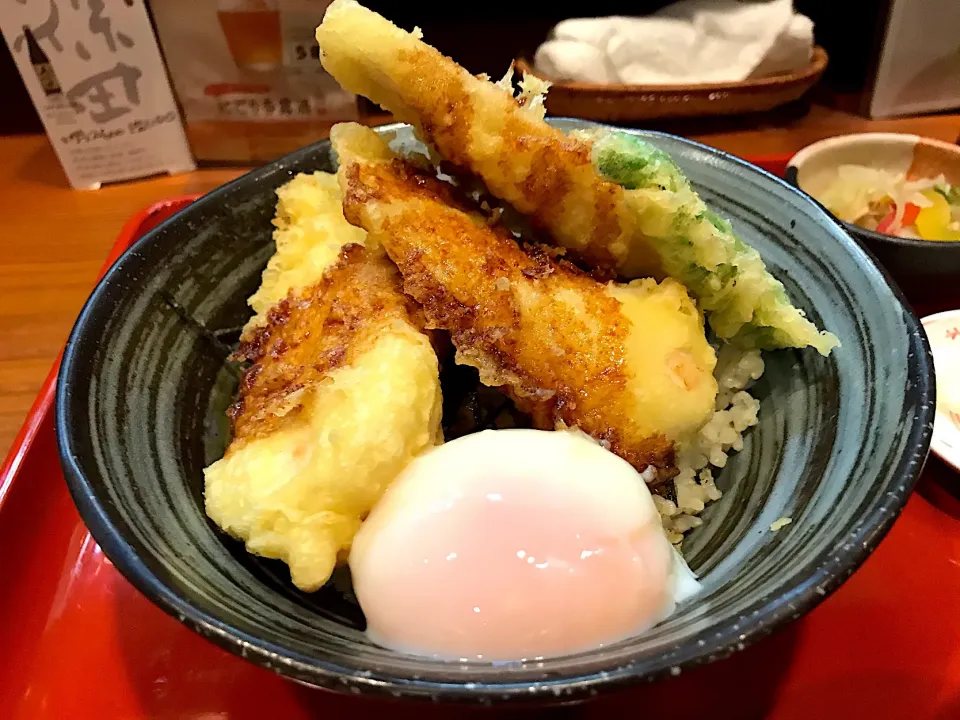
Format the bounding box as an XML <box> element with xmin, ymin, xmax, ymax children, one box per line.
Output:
<box><xmin>0</xmin><ymin>136</ymin><xmax>243</xmax><ymax>455</ymax></box>
<box><xmin>2</xmin><ymin>108</ymin><xmax>959</xmax><ymax>457</ymax></box>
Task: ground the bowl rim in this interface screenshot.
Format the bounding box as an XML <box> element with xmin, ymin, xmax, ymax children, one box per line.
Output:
<box><xmin>55</xmin><ymin>121</ymin><xmax>936</xmax><ymax>704</ymax></box>
<box><xmin>785</xmin><ymin>132</ymin><xmax>960</xmax><ymax>250</ymax></box>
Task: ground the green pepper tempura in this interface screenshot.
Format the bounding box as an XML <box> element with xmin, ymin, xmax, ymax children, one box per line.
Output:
<box><xmin>589</xmin><ymin>131</ymin><xmax>839</xmax><ymax>355</ymax></box>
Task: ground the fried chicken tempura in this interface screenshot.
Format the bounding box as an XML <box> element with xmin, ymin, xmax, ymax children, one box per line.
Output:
<box><xmin>316</xmin><ymin>0</ymin><xmax>648</xmax><ymax>275</ymax></box>
<box><xmin>332</xmin><ymin>123</ymin><xmax>717</xmax><ymax>476</ymax></box>
<box><xmin>315</xmin><ymin>0</ymin><xmax>838</xmax><ymax>355</ymax></box>
<box><xmin>204</xmin><ymin>172</ymin><xmax>442</xmax><ymax>591</ymax></box>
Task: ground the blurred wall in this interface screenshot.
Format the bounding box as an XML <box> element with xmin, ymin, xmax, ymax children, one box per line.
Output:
<box><xmin>361</xmin><ymin>1</ymin><xmax>674</xmax><ymax>76</ymax></box>
<box><xmin>0</xmin><ymin>0</ymin><xmax>892</xmax><ymax>136</ymax></box>
<box><xmin>795</xmin><ymin>0</ymin><xmax>891</xmax><ymax>92</ymax></box>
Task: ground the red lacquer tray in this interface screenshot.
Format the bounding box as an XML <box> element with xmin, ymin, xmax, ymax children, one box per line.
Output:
<box><xmin>3</xmin><ymin>159</ymin><xmax>960</xmax><ymax>719</ymax></box>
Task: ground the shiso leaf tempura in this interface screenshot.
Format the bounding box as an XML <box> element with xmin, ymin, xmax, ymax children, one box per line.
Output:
<box><xmin>316</xmin><ymin>0</ymin><xmax>838</xmax><ymax>355</ymax></box>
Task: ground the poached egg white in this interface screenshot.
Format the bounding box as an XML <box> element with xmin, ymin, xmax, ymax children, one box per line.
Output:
<box><xmin>349</xmin><ymin>429</ymin><xmax>700</xmax><ymax>661</ymax></box>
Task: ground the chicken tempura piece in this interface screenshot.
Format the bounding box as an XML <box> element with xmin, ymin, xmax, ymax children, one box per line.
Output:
<box><xmin>317</xmin><ymin>0</ymin><xmax>644</xmax><ymax>274</ymax></box>
<box><xmin>243</xmin><ymin>171</ymin><xmax>366</xmax><ymax>331</ymax></box>
<box><xmin>332</xmin><ymin>123</ymin><xmax>717</xmax><ymax>476</ymax></box>
<box><xmin>204</xmin><ymin>172</ymin><xmax>442</xmax><ymax>592</ymax></box>
<box><xmin>315</xmin><ymin>0</ymin><xmax>838</xmax><ymax>355</ymax></box>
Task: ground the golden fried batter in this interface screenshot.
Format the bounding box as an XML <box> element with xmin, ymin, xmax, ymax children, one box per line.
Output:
<box><xmin>204</xmin><ymin>172</ymin><xmax>442</xmax><ymax>591</ymax></box>
<box><xmin>316</xmin><ymin>1</ymin><xmax>838</xmax><ymax>356</ymax></box>
<box><xmin>316</xmin><ymin>0</ymin><xmax>659</xmax><ymax>277</ymax></box>
<box><xmin>244</xmin><ymin>171</ymin><xmax>368</xmax><ymax>332</ymax></box>
<box><xmin>229</xmin><ymin>243</ymin><xmax>426</xmax><ymax>450</ymax></box>
<box><xmin>332</xmin><ymin>123</ymin><xmax>717</xmax><ymax>475</ymax></box>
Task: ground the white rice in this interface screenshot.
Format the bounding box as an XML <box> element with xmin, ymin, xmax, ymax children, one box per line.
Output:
<box><xmin>657</xmin><ymin>346</ymin><xmax>765</xmax><ymax>545</ymax></box>
<box><xmin>770</xmin><ymin>517</ymin><xmax>792</xmax><ymax>532</ymax></box>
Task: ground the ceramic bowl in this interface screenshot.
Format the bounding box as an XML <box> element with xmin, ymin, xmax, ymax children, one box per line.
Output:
<box><xmin>785</xmin><ymin>132</ymin><xmax>960</xmax><ymax>285</ymax></box>
<box><xmin>56</xmin><ymin>120</ymin><xmax>934</xmax><ymax>704</ymax></box>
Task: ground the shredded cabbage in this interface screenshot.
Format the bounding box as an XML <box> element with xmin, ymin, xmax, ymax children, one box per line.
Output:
<box><xmin>817</xmin><ymin>165</ymin><xmax>948</xmax><ymax>237</ymax></box>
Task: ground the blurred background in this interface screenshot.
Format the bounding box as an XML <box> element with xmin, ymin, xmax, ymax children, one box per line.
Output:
<box><xmin>2</xmin><ymin>0</ymin><xmax>957</xmax><ymax>169</ymax></box>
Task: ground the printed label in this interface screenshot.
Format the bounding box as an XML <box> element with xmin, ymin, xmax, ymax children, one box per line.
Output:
<box><xmin>0</xmin><ymin>0</ymin><xmax>195</xmax><ymax>189</ymax></box>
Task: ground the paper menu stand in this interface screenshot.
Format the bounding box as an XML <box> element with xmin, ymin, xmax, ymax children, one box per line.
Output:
<box><xmin>150</xmin><ymin>0</ymin><xmax>357</xmax><ymax>164</ymax></box>
<box><xmin>0</xmin><ymin>0</ymin><xmax>195</xmax><ymax>190</ymax></box>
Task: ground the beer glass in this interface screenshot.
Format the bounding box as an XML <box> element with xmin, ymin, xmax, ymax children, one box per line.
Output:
<box><xmin>217</xmin><ymin>0</ymin><xmax>282</xmax><ymax>72</ymax></box>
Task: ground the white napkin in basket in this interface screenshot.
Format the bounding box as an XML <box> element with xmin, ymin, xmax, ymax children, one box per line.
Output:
<box><xmin>534</xmin><ymin>0</ymin><xmax>813</xmax><ymax>85</ymax></box>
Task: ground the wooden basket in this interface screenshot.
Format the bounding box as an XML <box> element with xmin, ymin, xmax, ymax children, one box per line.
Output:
<box><xmin>515</xmin><ymin>46</ymin><xmax>828</xmax><ymax>122</ymax></box>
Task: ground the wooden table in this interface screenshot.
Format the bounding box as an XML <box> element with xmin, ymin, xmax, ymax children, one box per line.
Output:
<box><xmin>2</xmin><ymin>105</ymin><xmax>959</xmax><ymax>456</ymax></box>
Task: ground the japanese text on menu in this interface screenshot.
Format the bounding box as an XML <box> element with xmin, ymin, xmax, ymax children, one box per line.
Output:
<box><xmin>13</xmin><ymin>0</ymin><xmax>143</xmax><ymax>124</ymax></box>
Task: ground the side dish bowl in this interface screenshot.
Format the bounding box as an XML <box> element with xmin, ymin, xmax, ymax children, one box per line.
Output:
<box><xmin>786</xmin><ymin>132</ymin><xmax>960</xmax><ymax>284</ymax></box>
<box><xmin>56</xmin><ymin>120</ymin><xmax>934</xmax><ymax>704</ymax></box>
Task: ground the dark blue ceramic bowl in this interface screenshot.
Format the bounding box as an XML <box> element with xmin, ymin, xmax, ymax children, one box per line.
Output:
<box><xmin>56</xmin><ymin>120</ymin><xmax>935</xmax><ymax>704</ymax></box>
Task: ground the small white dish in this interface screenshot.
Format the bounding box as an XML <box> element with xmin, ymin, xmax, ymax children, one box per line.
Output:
<box><xmin>921</xmin><ymin>309</ymin><xmax>960</xmax><ymax>472</ymax></box>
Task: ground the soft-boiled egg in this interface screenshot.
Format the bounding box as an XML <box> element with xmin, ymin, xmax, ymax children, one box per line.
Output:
<box><xmin>349</xmin><ymin>428</ymin><xmax>700</xmax><ymax>661</ymax></box>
